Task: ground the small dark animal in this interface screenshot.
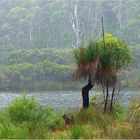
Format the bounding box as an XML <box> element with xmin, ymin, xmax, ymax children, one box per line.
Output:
<box><xmin>62</xmin><ymin>113</ymin><xmax>74</xmax><ymax>125</ymax></box>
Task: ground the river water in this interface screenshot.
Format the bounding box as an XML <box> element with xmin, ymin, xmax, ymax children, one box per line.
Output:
<box><xmin>0</xmin><ymin>90</ymin><xmax>139</xmax><ymax>110</ymax></box>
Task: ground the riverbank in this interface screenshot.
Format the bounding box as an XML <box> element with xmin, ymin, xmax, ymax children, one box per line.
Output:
<box><xmin>0</xmin><ymin>95</ymin><xmax>139</xmax><ymax>139</ymax></box>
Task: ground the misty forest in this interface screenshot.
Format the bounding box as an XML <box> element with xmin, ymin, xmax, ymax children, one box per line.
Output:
<box><xmin>0</xmin><ymin>0</ymin><xmax>139</xmax><ymax>139</ymax></box>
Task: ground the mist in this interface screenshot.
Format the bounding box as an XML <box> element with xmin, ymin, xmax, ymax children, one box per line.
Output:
<box><xmin>0</xmin><ymin>0</ymin><xmax>140</xmax><ymax>139</ymax></box>
<box><xmin>0</xmin><ymin>0</ymin><xmax>139</xmax><ymax>91</ymax></box>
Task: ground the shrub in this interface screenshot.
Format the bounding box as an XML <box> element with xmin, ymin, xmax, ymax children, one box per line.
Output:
<box><xmin>8</xmin><ymin>95</ymin><xmax>41</xmax><ymax>123</ymax></box>
<box><xmin>7</xmin><ymin>95</ymin><xmax>64</xmax><ymax>136</ymax></box>
<box><xmin>36</xmin><ymin>110</ymin><xmax>64</xmax><ymax>130</ymax></box>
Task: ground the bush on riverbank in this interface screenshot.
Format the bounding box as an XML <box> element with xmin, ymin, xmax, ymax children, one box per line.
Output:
<box><xmin>0</xmin><ymin>47</ymin><xmax>140</xmax><ymax>91</ymax></box>
<box><xmin>0</xmin><ymin>95</ymin><xmax>139</xmax><ymax>138</ymax></box>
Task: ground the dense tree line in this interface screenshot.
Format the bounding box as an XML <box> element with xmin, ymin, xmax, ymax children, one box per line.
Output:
<box><xmin>0</xmin><ymin>0</ymin><xmax>140</xmax><ymax>49</ymax></box>
<box><xmin>0</xmin><ymin>46</ymin><xmax>139</xmax><ymax>91</ymax></box>
<box><xmin>0</xmin><ymin>0</ymin><xmax>140</xmax><ymax>90</ymax></box>
<box><xmin>0</xmin><ymin>48</ymin><xmax>76</xmax><ymax>90</ymax></box>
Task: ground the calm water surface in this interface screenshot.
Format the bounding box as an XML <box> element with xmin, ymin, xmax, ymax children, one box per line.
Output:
<box><xmin>0</xmin><ymin>90</ymin><xmax>139</xmax><ymax>110</ymax></box>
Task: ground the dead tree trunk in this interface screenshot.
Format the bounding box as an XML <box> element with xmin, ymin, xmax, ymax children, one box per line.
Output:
<box><xmin>82</xmin><ymin>78</ymin><xmax>93</xmax><ymax>108</ymax></box>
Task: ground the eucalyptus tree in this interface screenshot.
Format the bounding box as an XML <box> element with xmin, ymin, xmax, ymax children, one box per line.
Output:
<box><xmin>0</xmin><ymin>0</ymin><xmax>140</xmax><ymax>48</ymax></box>
<box><xmin>10</xmin><ymin>7</ymin><xmax>31</xmax><ymax>48</ymax></box>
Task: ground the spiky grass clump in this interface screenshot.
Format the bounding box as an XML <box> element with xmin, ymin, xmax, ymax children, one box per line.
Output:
<box><xmin>74</xmin><ymin>40</ymin><xmax>99</xmax><ymax>79</ymax></box>
<box><xmin>74</xmin><ymin>40</ymin><xmax>99</xmax><ymax>63</ymax></box>
<box><xmin>74</xmin><ymin>33</ymin><xmax>132</xmax><ymax>85</ymax></box>
<box><xmin>8</xmin><ymin>96</ymin><xmax>40</xmax><ymax>123</ymax></box>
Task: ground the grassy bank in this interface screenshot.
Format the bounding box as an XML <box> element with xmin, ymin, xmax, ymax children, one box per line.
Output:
<box><xmin>0</xmin><ymin>95</ymin><xmax>139</xmax><ymax>139</ymax></box>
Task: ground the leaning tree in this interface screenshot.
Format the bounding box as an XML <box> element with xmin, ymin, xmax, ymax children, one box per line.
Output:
<box><xmin>74</xmin><ymin>40</ymin><xmax>99</xmax><ymax>108</ymax></box>
<box><xmin>74</xmin><ymin>33</ymin><xmax>132</xmax><ymax>111</ymax></box>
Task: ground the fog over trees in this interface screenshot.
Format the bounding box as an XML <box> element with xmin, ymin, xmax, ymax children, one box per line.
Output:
<box><xmin>0</xmin><ymin>1</ymin><xmax>140</xmax><ymax>139</ymax></box>
<box><xmin>0</xmin><ymin>0</ymin><xmax>140</xmax><ymax>48</ymax></box>
<box><xmin>0</xmin><ymin>0</ymin><xmax>140</xmax><ymax>91</ymax></box>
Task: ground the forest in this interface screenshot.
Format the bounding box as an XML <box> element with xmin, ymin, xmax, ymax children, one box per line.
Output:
<box><xmin>0</xmin><ymin>0</ymin><xmax>139</xmax><ymax>139</ymax></box>
<box><xmin>0</xmin><ymin>0</ymin><xmax>140</xmax><ymax>90</ymax></box>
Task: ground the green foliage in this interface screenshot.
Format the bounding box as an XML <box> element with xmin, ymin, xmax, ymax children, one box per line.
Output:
<box><xmin>110</xmin><ymin>127</ymin><xmax>131</xmax><ymax>139</ymax></box>
<box><xmin>0</xmin><ymin>96</ymin><xmax>139</xmax><ymax>138</ymax></box>
<box><xmin>112</xmin><ymin>102</ymin><xmax>127</xmax><ymax>122</ymax></box>
<box><xmin>76</xmin><ymin>33</ymin><xmax>132</xmax><ymax>70</ymax></box>
<box><xmin>70</xmin><ymin>125</ymin><xmax>84</xmax><ymax>139</ymax></box>
<box><xmin>74</xmin><ymin>40</ymin><xmax>99</xmax><ymax>63</ymax></box>
<box><xmin>128</xmin><ymin>99</ymin><xmax>140</xmax><ymax>131</ymax></box>
<box><xmin>98</xmin><ymin>33</ymin><xmax>132</xmax><ymax>69</ymax></box>
<box><xmin>6</xmin><ymin>48</ymin><xmax>73</xmax><ymax>65</ymax></box>
<box><xmin>7</xmin><ymin>95</ymin><xmax>64</xmax><ymax>133</ymax></box>
<box><xmin>76</xmin><ymin>107</ymin><xmax>114</xmax><ymax>133</ymax></box>
<box><xmin>0</xmin><ymin>48</ymin><xmax>77</xmax><ymax>90</ymax></box>
<box><xmin>0</xmin><ymin>43</ymin><xmax>137</xmax><ymax>91</ymax></box>
<box><xmin>90</xmin><ymin>95</ymin><xmax>127</xmax><ymax>122</ymax></box>
<box><xmin>0</xmin><ymin>110</ymin><xmax>28</xmax><ymax>138</ymax></box>
<box><xmin>0</xmin><ymin>0</ymin><xmax>140</xmax><ymax>49</ymax></box>
<box><xmin>74</xmin><ymin>33</ymin><xmax>132</xmax><ymax>76</ymax></box>
<box><xmin>41</xmin><ymin>112</ymin><xmax>64</xmax><ymax>130</ymax></box>
<box><xmin>0</xmin><ymin>122</ymin><xmax>28</xmax><ymax>139</ymax></box>
<box><xmin>8</xmin><ymin>95</ymin><xmax>41</xmax><ymax>123</ymax></box>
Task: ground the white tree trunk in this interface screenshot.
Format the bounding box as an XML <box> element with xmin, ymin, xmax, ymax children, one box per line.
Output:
<box><xmin>70</xmin><ymin>0</ymin><xmax>81</xmax><ymax>48</ymax></box>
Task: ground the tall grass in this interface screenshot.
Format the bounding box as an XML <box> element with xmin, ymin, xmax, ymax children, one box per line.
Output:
<box><xmin>127</xmin><ymin>99</ymin><xmax>140</xmax><ymax>138</ymax></box>
<box><xmin>0</xmin><ymin>122</ymin><xmax>28</xmax><ymax>139</ymax></box>
<box><xmin>0</xmin><ymin>95</ymin><xmax>139</xmax><ymax>139</ymax></box>
<box><xmin>70</xmin><ymin>125</ymin><xmax>84</xmax><ymax>139</ymax></box>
